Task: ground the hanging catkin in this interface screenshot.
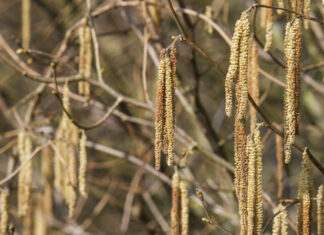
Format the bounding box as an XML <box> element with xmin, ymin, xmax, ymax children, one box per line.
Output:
<box><xmin>297</xmin><ymin>148</ymin><xmax>313</xmax><ymax>235</ymax></box>
<box><xmin>283</xmin><ymin>19</ymin><xmax>302</xmax><ymax>164</ymax></box>
<box><xmin>248</xmin><ymin>36</ymin><xmax>259</xmax><ymax>133</ymax></box>
<box><xmin>246</xmin><ymin>129</ymin><xmax>263</xmax><ymax>235</ymax></box>
<box><xmin>78</xmin><ymin>19</ymin><xmax>92</xmax><ymax>101</ymax></box>
<box><xmin>272</xmin><ymin>203</ymin><xmax>288</xmax><ymax>235</ymax></box>
<box><xmin>79</xmin><ymin>130</ymin><xmax>88</xmax><ymax>198</ymax></box>
<box><xmin>264</xmin><ymin>0</ymin><xmax>273</xmax><ymax>52</ymax></box>
<box><xmin>155</xmin><ymin>50</ymin><xmax>167</xmax><ymax>170</ymax></box>
<box><xmin>225</xmin><ymin>15</ymin><xmax>242</xmax><ymax>117</ymax></box>
<box><xmin>317</xmin><ymin>185</ymin><xmax>324</xmax><ymax>235</ymax></box>
<box><xmin>54</xmin><ymin>83</ymin><xmax>79</xmax><ymax>218</ymax></box>
<box><xmin>154</xmin><ymin>48</ymin><xmax>177</xmax><ymax>169</ymax></box>
<box><xmin>22</xmin><ymin>0</ymin><xmax>30</xmax><ymax>49</ymax></box>
<box><xmin>276</xmin><ymin>0</ymin><xmax>284</xmax><ymax>14</ymax></box>
<box><xmin>237</xmin><ymin>12</ymin><xmax>250</xmax><ymax>121</ymax></box>
<box><xmin>204</xmin><ymin>6</ymin><xmax>214</xmax><ymax>34</ymax></box>
<box><xmin>260</xmin><ymin>0</ymin><xmax>268</xmax><ymax>28</ymax></box>
<box><xmin>303</xmin><ymin>0</ymin><xmax>311</xmax><ymax>29</ymax></box>
<box><xmin>0</xmin><ymin>190</ymin><xmax>8</xmax><ymax>235</ymax></box>
<box><xmin>225</xmin><ymin>12</ymin><xmax>249</xmax><ymax>119</ymax></box>
<box><xmin>17</xmin><ymin>131</ymin><xmax>32</xmax><ymax>217</ymax></box>
<box><xmin>171</xmin><ymin>170</ymin><xmax>180</xmax><ymax>235</ymax></box>
<box><xmin>180</xmin><ymin>181</ymin><xmax>189</xmax><ymax>235</ymax></box>
<box><xmin>275</xmin><ymin>124</ymin><xmax>284</xmax><ymax>198</ymax></box>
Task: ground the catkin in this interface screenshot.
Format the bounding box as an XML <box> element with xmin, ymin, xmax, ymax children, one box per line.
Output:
<box><xmin>303</xmin><ymin>0</ymin><xmax>311</xmax><ymax>29</ymax></box>
<box><xmin>246</xmin><ymin>135</ymin><xmax>256</xmax><ymax>235</ymax></box>
<box><xmin>180</xmin><ymin>181</ymin><xmax>189</xmax><ymax>235</ymax></box>
<box><xmin>297</xmin><ymin>148</ymin><xmax>313</xmax><ymax>235</ymax></box>
<box><xmin>78</xmin><ymin>19</ymin><xmax>92</xmax><ymax>100</ymax></box>
<box><xmin>204</xmin><ymin>6</ymin><xmax>213</xmax><ymax>34</ymax></box>
<box><xmin>0</xmin><ymin>191</ymin><xmax>8</xmax><ymax>235</ymax></box>
<box><xmin>254</xmin><ymin>130</ymin><xmax>263</xmax><ymax>234</ymax></box>
<box><xmin>22</xmin><ymin>0</ymin><xmax>31</xmax><ymax>49</ymax></box>
<box><xmin>272</xmin><ymin>203</ymin><xmax>288</xmax><ymax>235</ymax></box>
<box><xmin>276</xmin><ymin>0</ymin><xmax>284</xmax><ymax>14</ymax></box>
<box><xmin>17</xmin><ymin>131</ymin><xmax>32</xmax><ymax>217</ymax></box>
<box><xmin>283</xmin><ymin>19</ymin><xmax>301</xmax><ymax>163</ymax></box>
<box><xmin>165</xmin><ymin>57</ymin><xmax>175</xmax><ymax>166</ymax></box>
<box><xmin>317</xmin><ymin>185</ymin><xmax>324</xmax><ymax>235</ymax></box>
<box><xmin>264</xmin><ymin>0</ymin><xmax>273</xmax><ymax>52</ymax></box>
<box><xmin>154</xmin><ymin>51</ymin><xmax>167</xmax><ymax>170</ymax></box>
<box><xmin>225</xmin><ymin>15</ymin><xmax>243</xmax><ymax>117</ymax></box>
<box><xmin>171</xmin><ymin>171</ymin><xmax>180</xmax><ymax>235</ymax></box>
<box><xmin>275</xmin><ymin>125</ymin><xmax>284</xmax><ymax>198</ymax></box>
<box><xmin>237</xmin><ymin>12</ymin><xmax>249</xmax><ymax>121</ymax></box>
<box><xmin>79</xmin><ymin>130</ymin><xmax>87</xmax><ymax>198</ymax></box>
<box><xmin>248</xmin><ymin>37</ymin><xmax>259</xmax><ymax>133</ymax></box>
<box><xmin>154</xmin><ymin>48</ymin><xmax>177</xmax><ymax>169</ymax></box>
<box><xmin>260</xmin><ymin>0</ymin><xmax>268</xmax><ymax>28</ymax></box>
<box><xmin>147</xmin><ymin>0</ymin><xmax>161</xmax><ymax>31</ymax></box>
<box><xmin>54</xmin><ymin>83</ymin><xmax>80</xmax><ymax>218</ymax></box>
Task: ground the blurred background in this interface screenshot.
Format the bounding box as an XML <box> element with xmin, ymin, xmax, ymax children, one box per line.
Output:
<box><xmin>0</xmin><ymin>0</ymin><xmax>323</xmax><ymax>234</ymax></box>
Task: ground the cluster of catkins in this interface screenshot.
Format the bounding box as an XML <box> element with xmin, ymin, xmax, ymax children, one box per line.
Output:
<box><xmin>54</xmin><ymin>83</ymin><xmax>88</xmax><ymax>218</ymax></box>
<box><xmin>154</xmin><ymin>47</ymin><xmax>177</xmax><ymax>170</ymax></box>
<box><xmin>171</xmin><ymin>171</ymin><xmax>189</xmax><ymax>235</ymax></box>
<box><xmin>225</xmin><ymin>11</ymin><xmax>265</xmax><ymax>235</ymax></box>
<box><xmin>78</xmin><ymin>18</ymin><xmax>92</xmax><ymax>101</ymax></box>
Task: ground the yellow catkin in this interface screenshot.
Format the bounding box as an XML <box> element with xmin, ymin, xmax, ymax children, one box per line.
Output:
<box><xmin>254</xmin><ymin>129</ymin><xmax>263</xmax><ymax>234</ymax></box>
<box><xmin>204</xmin><ymin>6</ymin><xmax>213</xmax><ymax>34</ymax></box>
<box><xmin>272</xmin><ymin>205</ymin><xmax>281</xmax><ymax>235</ymax></box>
<box><xmin>0</xmin><ymin>191</ymin><xmax>8</xmax><ymax>235</ymax></box>
<box><xmin>171</xmin><ymin>171</ymin><xmax>180</xmax><ymax>235</ymax></box>
<box><xmin>264</xmin><ymin>0</ymin><xmax>273</xmax><ymax>52</ymax></box>
<box><xmin>272</xmin><ymin>203</ymin><xmax>288</xmax><ymax>235</ymax></box>
<box><xmin>41</xmin><ymin>147</ymin><xmax>53</xmax><ymax>235</ymax></box>
<box><xmin>55</xmin><ymin>83</ymin><xmax>80</xmax><ymax>218</ymax></box>
<box><xmin>234</xmin><ymin>115</ymin><xmax>247</xmax><ymax>235</ymax></box>
<box><xmin>317</xmin><ymin>185</ymin><xmax>324</xmax><ymax>235</ymax></box>
<box><xmin>260</xmin><ymin>0</ymin><xmax>268</xmax><ymax>28</ymax></box>
<box><xmin>283</xmin><ymin>19</ymin><xmax>299</xmax><ymax>163</ymax></box>
<box><xmin>294</xmin><ymin>19</ymin><xmax>302</xmax><ymax>133</ymax></box>
<box><xmin>78</xmin><ymin>19</ymin><xmax>92</xmax><ymax>100</ymax></box>
<box><xmin>180</xmin><ymin>181</ymin><xmax>189</xmax><ymax>235</ymax></box>
<box><xmin>297</xmin><ymin>148</ymin><xmax>313</xmax><ymax>235</ymax></box>
<box><xmin>303</xmin><ymin>0</ymin><xmax>311</xmax><ymax>29</ymax></box>
<box><xmin>154</xmin><ymin>51</ymin><xmax>166</xmax><ymax>170</ymax></box>
<box><xmin>165</xmin><ymin>57</ymin><xmax>175</xmax><ymax>167</ymax></box>
<box><xmin>275</xmin><ymin>125</ymin><xmax>284</xmax><ymax>198</ymax></box>
<box><xmin>225</xmin><ymin>15</ymin><xmax>243</xmax><ymax>117</ymax></box>
<box><xmin>33</xmin><ymin>198</ymin><xmax>46</xmax><ymax>235</ymax></box>
<box><xmin>248</xmin><ymin>36</ymin><xmax>259</xmax><ymax>133</ymax></box>
<box><xmin>276</xmin><ymin>0</ymin><xmax>284</xmax><ymax>14</ymax></box>
<box><xmin>237</xmin><ymin>12</ymin><xmax>249</xmax><ymax>121</ymax></box>
<box><xmin>147</xmin><ymin>0</ymin><xmax>161</xmax><ymax>31</ymax></box>
<box><xmin>246</xmin><ymin>136</ymin><xmax>256</xmax><ymax>235</ymax></box>
<box><xmin>22</xmin><ymin>0</ymin><xmax>31</xmax><ymax>49</ymax></box>
<box><xmin>17</xmin><ymin>131</ymin><xmax>32</xmax><ymax>217</ymax></box>
<box><xmin>79</xmin><ymin>130</ymin><xmax>88</xmax><ymax>198</ymax></box>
